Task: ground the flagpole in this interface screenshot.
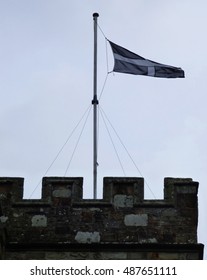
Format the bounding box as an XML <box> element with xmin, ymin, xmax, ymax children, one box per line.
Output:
<box><xmin>92</xmin><ymin>12</ymin><xmax>99</xmax><ymax>199</ymax></box>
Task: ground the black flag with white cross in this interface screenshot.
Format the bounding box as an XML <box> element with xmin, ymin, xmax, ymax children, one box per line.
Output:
<box><xmin>109</xmin><ymin>41</ymin><xmax>185</xmax><ymax>78</ymax></box>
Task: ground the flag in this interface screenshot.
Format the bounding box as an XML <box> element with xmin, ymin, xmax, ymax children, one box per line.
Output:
<box><xmin>109</xmin><ymin>41</ymin><xmax>185</xmax><ymax>78</ymax></box>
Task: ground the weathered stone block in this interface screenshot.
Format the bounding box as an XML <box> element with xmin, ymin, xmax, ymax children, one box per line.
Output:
<box><xmin>75</xmin><ymin>231</ymin><xmax>100</xmax><ymax>243</ymax></box>
<box><xmin>124</xmin><ymin>214</ymin><xmax>148</xmax><ymax>226</ymax></box>
<box><xmin>31</xmin><ymin>215</ymin><xmax>47</xmax><ymax>227</ymax></box>
<box><xmin>53</xmin><ymin>189</ymin><xmax>71</xmax><ymax>198</ymax></box>
<box><xmin>114</xmin><ymin>194</ymin><xmax>133</xmax><ymax>207</ymax></box>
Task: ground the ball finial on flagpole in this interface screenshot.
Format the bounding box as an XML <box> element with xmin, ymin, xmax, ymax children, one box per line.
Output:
<box><xmin>93</xmin><ymin>12</ymin><xmax>99</xmax><ymax>18</ymax></box>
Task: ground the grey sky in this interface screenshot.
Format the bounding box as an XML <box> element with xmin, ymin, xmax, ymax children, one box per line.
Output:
<box><xmin>0</xmin><ymin>0</ymin><xmax>206</xmax><ymax>258</ymax></box>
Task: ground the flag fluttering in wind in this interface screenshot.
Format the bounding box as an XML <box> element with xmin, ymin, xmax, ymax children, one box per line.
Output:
<box><xmin>109</xmin><ymin>41</ymin><xmax>185</xmax><ymax>78</ymax></box>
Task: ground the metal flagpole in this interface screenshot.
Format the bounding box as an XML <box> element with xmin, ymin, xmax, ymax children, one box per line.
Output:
<box><xmin>92</xmin><ymin>13</ymin><xmax>99</xmax><ymax>199</ymax></box>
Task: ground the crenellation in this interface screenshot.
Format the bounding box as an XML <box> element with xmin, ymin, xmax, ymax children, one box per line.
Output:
<box><xmin>164</xmin><ymin>177</ymin><xmax>195</xmax><ymax>201</ymax></box>
<box><xmin>42</xmin><ymin>177</ymin><xmax>83</xmax><ymax>202</ymax></box>
<box><xmin>0</xmin><ymin>177</ymin><xmax>24</xmax><ymax>202</ymax></box>
<box><xmin>0</xmin><ymin>176</ymin><xmax>204</xmax><ymax>259</ymax></box>
<box><xmin>103</xmin><ymin>177</ymin><xmax>144</xmax><ymax>204</ymax></box>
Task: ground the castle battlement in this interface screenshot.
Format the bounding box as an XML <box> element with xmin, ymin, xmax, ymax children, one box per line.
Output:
<box><xmin>0</xmin><ymin>177</ymin><xmax>204</xmax><ymax>260</ymax></box>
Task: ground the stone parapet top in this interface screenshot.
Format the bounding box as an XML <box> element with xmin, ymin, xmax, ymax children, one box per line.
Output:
<box><xmin>0</xmin><ymin>176</ymin><xmax>199</xmax><ymax>208</ymax></box>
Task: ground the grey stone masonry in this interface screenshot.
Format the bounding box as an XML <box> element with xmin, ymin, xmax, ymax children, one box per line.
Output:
<box><xmin>0</xmin><ymin>176</ymin><xmax>204</xmax><ymax>259</ymax></box>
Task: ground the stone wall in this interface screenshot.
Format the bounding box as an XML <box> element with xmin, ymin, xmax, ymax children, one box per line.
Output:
<box><xmin>0</xmin><ymin>177</ymin><xmax>204</xmax><ymax>259</ymax></box>
<box><xmin>0</xmin><ymin>203</ymin><xmax>6</xmax><ymax>259</ymax></box>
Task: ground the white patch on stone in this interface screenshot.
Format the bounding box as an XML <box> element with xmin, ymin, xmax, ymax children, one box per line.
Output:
<box><xmin>75</xmin><ymin>231</ymin><xmax>100</xmax><ymax>243</ymax></box>
<box><xmin>114</xmin><ymin>194</ymin><xmax>133</xmax><ymax>207</ymax></box>
<box><xmin>140</xmin><ymin>238</ymin><xmax>157</xmax><ymax>243</ymax></box>
<box><xmin>53</xmin><ymin>189</ymin><xmax>71</xmax><ymax>198</ymax></box>
<box><xmin>124</xmin><ymin>214</ymin><xmax>148</xmax><ymax>226</ymax></box>
<box><xmin>0</xmin><ymin>216</ymin><xmax>8</xmax><ymax>223</ymax></box>
<box><xmin>31</xmin><ymin>215</ymin><xmax>47</xmax><ymax>227</ymax></box>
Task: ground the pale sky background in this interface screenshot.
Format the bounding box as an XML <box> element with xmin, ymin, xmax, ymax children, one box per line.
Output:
<box><xmin>0</xmin><ymin>0</ymin><xmax>206</xmax><ymax>259</ymax></box>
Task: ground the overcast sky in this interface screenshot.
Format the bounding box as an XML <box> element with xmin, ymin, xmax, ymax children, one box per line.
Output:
<box><xmin>0</xmin><ymin>0</ymin><xmax>206</xmax><ymax>258</ymax></box>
